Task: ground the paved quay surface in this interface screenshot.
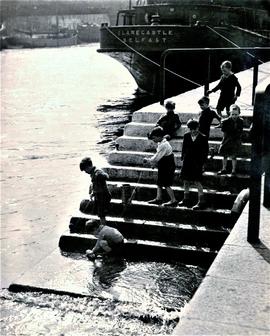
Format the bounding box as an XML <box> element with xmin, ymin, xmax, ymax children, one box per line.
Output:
<box><xmin>137</xmin><ymin>61</ymin><xmax>270</xmax><ymax>117</ymax></box>
<box><xmin>173</xmin><ymin>195</ymin><xmax>270</xmax><ymax>335</ymax></box>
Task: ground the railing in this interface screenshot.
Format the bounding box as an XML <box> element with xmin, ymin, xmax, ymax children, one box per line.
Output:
<box><xmin>247</xmin><ymin>80</ymin><xmax>270</xmax><ymax>243</ymax></box>
<box><xmin>159</xmin><ymin>47</ymin><xmax>270</xmax><ymax>105</ymax></box>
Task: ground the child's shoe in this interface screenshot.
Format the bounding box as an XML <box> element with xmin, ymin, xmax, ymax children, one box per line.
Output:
<box><xmin>163</xmin><ymin>200</ymin><xmax>178</xmax><ymax>207</ymax></box>
<box><xmin>217</xmin><ymin>169</ymin><xmax>228</xmax><ymax>175</ymax></box>
<box><xmin>192</xmin><ymin>201</ymin><xmax>207</xmax><ymax>210</ymax></box>
<box><xmin>148</xmin><ymin>198</ymin><xmax>163</xmax><ymax>205</ymax></box>
<box><xmin>178</xmin><ymin>198</ymin><xmax>191</xmax><ymax>207</ymax></box>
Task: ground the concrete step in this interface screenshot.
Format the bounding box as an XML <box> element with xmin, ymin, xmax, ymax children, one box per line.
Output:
<box><xmin>59</xmin><ymin>233</ymin><xmax>217</xmax><ymax>267</ymax></box>
<box><xmin>132</xmin><ymin>110</ymin><xmax>253</xmax><ymax>127</ymax></box>
<box><xmin>79</xmin><ymin>199</ymin><xmax>234</xmax><ymax>228</ymax></box>
<box><xmin>124</xmin><ymin>122</ymin><xmax>250</xmax><ymax>140</ymax></box>
<box><xmin>69</xmin><ymin>214</ymin><xmax>230</xmax><ymax>250</ymax></box>
<box><xmin>107</xmin><ymin>181</ymin><xmax>236</xmax><ymax>210</ymax></box>
<box><xmin>116</xmin><ymin>136</ymin><xmax>251</xmax><ymax>157</ymax></box>
<box><xmin>108</xmin><ymin>151</ymin><xmax>251</xmax><ymax>174</ymax></box>
<box><xmin>103</xmin><ymin>165</ymin><xmax>250</xmax><ymax>193</ymax></box>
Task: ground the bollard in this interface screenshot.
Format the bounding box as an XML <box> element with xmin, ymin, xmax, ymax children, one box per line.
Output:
<box><xmin>121</xmin><ymin>184</ymin><xmax>132</xmax><ymax>205</ymax></box>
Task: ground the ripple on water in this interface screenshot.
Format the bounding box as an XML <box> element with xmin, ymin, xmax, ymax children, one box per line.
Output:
<box><xmin>0</xmin><ymin>259</ymin><xmax>205</xmax><ymax>335</ymax></box>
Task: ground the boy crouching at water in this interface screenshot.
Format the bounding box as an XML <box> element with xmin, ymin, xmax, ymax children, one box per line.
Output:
<box><xmin>143</xmin><ymin>126</ymin><xmax>177</xmax><ymax>206</ymax></box>
<box><xmin>86</xmin><ymin>219</ymin><xmax>124</xmax><ymax>260</ymax></box>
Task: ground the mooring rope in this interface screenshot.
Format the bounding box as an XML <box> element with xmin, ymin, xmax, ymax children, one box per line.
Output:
<box><xmin>104</xmin><ymin>26</ymin><xmax>202</xmax><ymax>87</ymax></box>
<box><xmin>206</xmin><ymin>25</ymin><xmax>264</xmax><ymax>64</ymax></box>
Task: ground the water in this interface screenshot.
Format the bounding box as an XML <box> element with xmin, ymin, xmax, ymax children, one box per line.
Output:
<box><xmin>1</xmin><ymin>44</ymin><xmax>205</xmax><ymax>334</ymax></box>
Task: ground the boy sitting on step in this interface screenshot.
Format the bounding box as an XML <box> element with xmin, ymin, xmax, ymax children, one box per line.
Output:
<box><xmin>143</xmin><ymin>126</ymin><xmax>177</xmax><ymax>207</ymax></box>
<box><xmin>156</xmin><ymin>100</ymin><xmax>182</xmax><ymax>139</ymax></box>
<box><xmin>86</xmin><ymin>219</ymin><xmax>124</xmax><ymax>260</ymax></box>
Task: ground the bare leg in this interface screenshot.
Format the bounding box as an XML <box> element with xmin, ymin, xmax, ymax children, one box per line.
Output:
<box><xmin>156</xmin><ymin>186</ymin><xmax>163</xmax><ymax>200</ymax></box>
<box><xmin>178</xmin><ymin>181</ymin><xmax>190</xmax><ymax>207</ymax></box>
<box><xmin>232</xmin><ymin>158</ymin><xmax>237</xmax><ymax>173</ymax></box>
<box><xmin>148</xmin><ymin>186</ymin><xmax>163</xmax><ymax>204</ymax></box>
<box><xmin>197</xmin><ymin>182</ymin><xmax>204</xmax><ymax>197</ymax></box>
<box><xmin>99</xmin><ymin>216</ymin><xmax>106</xmax><ymax>226</ymax></box>
<box><xmin>165</xmin><ymin>186</ymin><xmax>177</xmax><ymax>202</ymax></box>
<box><xmin>192</xmin><ymin>182</ymin><xmax>206</xmax><ymax>210</ymax></box>
<box><xmin>222</xmin><ymin>157</ymin><xmax>228</xmax><ymax>170</ymax></box>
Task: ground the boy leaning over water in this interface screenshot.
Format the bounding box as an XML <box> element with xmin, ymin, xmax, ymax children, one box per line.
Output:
<box><xmin>85</xmin><ymin>219</ymin><xmax>124</xmax><ymax>260</ymax></box>
<box><xmin>80</xmin><ymin>157</ymin><xmax>111</xmax><ymax>226</ymax></box>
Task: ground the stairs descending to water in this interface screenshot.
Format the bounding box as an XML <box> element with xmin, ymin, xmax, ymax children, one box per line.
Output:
<box><xmin>60</xmin><ymin>108</ymin><xmax>252</xmax><ymax>267</ymax></box>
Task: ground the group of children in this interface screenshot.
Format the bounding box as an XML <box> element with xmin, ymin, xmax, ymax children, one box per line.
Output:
<box><xmin>144</xmin><ymin>60</ymin><xmax>243</xmax><ymax>210</ymax></box>
<box><xmin>79</xmin><ymin>60</ymin><xmax>243</xmax><ymax>259</ymax></box>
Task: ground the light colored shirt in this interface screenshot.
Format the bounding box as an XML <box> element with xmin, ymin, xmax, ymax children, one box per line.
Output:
<box><xmin>96</xmin><ymin>225</ymin><xmax>123</xmax><ymax>244</ymax></box>
<box><xmin>149</xmin><ymin>138</ymin><xmax>173</xmax><ymax>163</ymax></box>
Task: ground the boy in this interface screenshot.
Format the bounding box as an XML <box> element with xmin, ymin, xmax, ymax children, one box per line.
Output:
<box><xmin>143</xmin><ymin>126</ymin><xmax>177</xmax><ymax>206</ymax></box>
<box><xmin>198</xmin><ymin>96</ymin><xmax>221</xmax><ymax>139</ymax></box>
<box><xmin>85</xmin><ymin>219</ymin><xmax>124</xmax><ymax>259</ymax></box>
<box><xmin>80</xmin><ymin>157</ymin><xmax>111</xmax><ymax>226</ymax></box>
<box><xmin>207</xmin><ymin>60</ymin><xmax>241</xmax><ymax>117</ymax></box>
<box><xmin>217</xmin><ymin>104</ymin><xmax>243</xmax><ymax>176</ymax></box>
<box><xmin>156</xmin><ymin>100</ymin><xmax>182</xmax><ymax>139</ymax></box>
<box><xmin>179</xmin><ymin>119</ymin><xmax>208</xmax><ymax>210</ymax></box>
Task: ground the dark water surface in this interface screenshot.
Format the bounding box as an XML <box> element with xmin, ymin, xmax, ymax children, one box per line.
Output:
<box><xmin>1</xmin><ymin>44</ymin><xmax>205</xmax><ymax>335</ymax></box>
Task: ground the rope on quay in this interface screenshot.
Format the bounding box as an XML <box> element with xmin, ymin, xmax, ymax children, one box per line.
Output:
<box><xmin>206</xmin><ymin>25</ymin><xmax>265</xmax><ymax>64</ymax></box>
<box><xmin>104</xmin><ymin>26</ymin><xmax>202</xmax><ymax>88</ymax></box>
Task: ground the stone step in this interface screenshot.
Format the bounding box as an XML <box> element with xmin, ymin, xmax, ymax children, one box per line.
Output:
<box><xmin>69</xmin><ymin>214</ymin><xmax>229</xmax><ymax>249</ymax></box>
<box><xmin>79</xmin><ymin>199</ymin><xmax>234</xmax><ymax>228</ymax></box>
<box><xmin>124</xmin><ymin>122</ymin><xmax>250</xmax><ymax>140</ymax></box>
<box><xmin>107</xmin><ymin>181</ymin><xmax>236</xmax><ymax>209</ymax></box>
<box><xmin>108</xmin><ymin>151</ymin><xmax>251</xmax><ymax>174</ymax></box>
<box><xmin>103</xmin><ymin>165</ymin><xmax>250</xmax><ymax>193</ymax></box>
<box><xmin>132</xmin><ymin>110</ymin><xmax>253</xmax><ymax>127</ymax></box>
<box><xmin>116</xmin><ymin>136</ymin><xmax>251</xmax><ymax>157</ymax></box>
<box><xmin>59</xmin><ymin>233</ymin><xmax>217</xmax><ymax>267</ymax></box>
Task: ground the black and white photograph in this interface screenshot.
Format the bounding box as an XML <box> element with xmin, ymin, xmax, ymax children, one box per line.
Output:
<box><xmin>1</xmin><ymin>0</ymin><xmax>270</xmax><ymax>335</ymax></box>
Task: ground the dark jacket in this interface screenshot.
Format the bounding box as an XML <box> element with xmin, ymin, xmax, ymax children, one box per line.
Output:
<box><xmin>156</xmin><ymin>113</ymin><xmax>182</xmax><ymax>137</ymax></box>
<box><xmin>212</xmin><ymin>73</ymin><xmax>241</xmax><ymax>99</ymax></box>
<box><xmin>199</xmin><ymin>107</ymin><xmax>221</xmax><ymax>138</ymax></box>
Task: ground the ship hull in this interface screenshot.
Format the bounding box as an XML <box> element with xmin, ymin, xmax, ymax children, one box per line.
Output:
<box><xmin>98</xmin><ymin>25</ymin><xmax>270</xmax><ymax>97</ymax></box>
<box><xmin>6</xmin><ymin>34</ymin><xmax>78</xmax><ymax>48</ymax></box>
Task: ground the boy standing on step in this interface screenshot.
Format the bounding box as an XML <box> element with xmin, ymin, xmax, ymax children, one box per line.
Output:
<box><xmin>143</xmin><ymin>126</ymin><xmax>178</xmax><ymax>207</ymax></box>
<box><xmin>179</xmin><ymin>119</ymin><xmax>208</xmax><ymax>210</ymax></box>
<box><xmin>156</xmin><ymin>100</ymin><xmax>182</xmax><ymax>139</ymax></box>
<box><xmin>198</xmin><ymin>96</ymin><xmax>221</xmax><ymax>139</ymax></box>
<box><xmin>207</xmin><ymin>60</ymin><xmax>241</xmax><ymax>117</ymax></box>
<box><xmin>80</xmin><ymin>157</ymin><xmax>111</xmax><ymax>226</ymax></box>
<box><xmin>217</xmin><ymin>104</ymin><xmax>243</xmax><ymax>176</ymax></box>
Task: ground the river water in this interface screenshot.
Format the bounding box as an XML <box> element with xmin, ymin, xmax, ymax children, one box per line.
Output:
<box><xmin>1</xmin><ymin>44</ymin><xmax>205</xmax><ymax>335</ymax></box>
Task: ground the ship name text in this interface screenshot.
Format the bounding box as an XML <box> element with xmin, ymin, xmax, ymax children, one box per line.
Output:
<box><xmin>117</xmin><ymin>29</ymin><xmax>173</xmax><ymax>44</ymax></box>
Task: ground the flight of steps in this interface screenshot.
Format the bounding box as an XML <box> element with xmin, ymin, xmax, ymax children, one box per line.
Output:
<box><xmin>59</xmin><ymin>108</ymin><xmax>252</xmax><ymax>268</ymax></box>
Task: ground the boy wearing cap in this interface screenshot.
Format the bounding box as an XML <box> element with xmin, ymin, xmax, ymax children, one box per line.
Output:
<box><xmin>80</xmin><ymin>157</ymin><xmax>111</xmax><ymax>226</ymax></box>
<box><xmin>85</xmin><ymin>219</ymin><xmax>124</xmax><ymax>259</ymax></box>
<box><xmin>143</xmin><ymin>126</ymin><xmax>177</xmax><ymax>206</ymax></box>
